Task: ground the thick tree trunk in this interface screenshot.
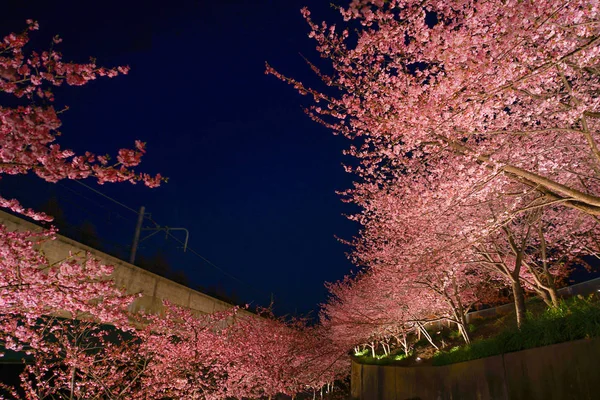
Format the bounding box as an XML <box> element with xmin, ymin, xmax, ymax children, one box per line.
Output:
<box><xmin>512</xmin><ymin>280</ymin><xmax>527</xmax><ymax>329</ymax></box>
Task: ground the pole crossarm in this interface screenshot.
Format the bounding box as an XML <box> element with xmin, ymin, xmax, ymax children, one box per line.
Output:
<box><xmin>140</xmin><ymin>226</ymin><xmax>189</xmax><ymax>252</ymax></box>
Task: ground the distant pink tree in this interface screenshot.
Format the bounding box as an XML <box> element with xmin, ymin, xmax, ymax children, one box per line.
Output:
<box><xmin>222</xmin><ymin>309</ymin><xmax>349</xmax><ymax>398</ymax></box>
<box><xmin>132</xmin><ymin>305</ymin><xmax>239</xmax><ymax>399</ymax></box>
<box><xmin>321</xmin><ymin>268</ymin><xmax>446</xmax><ymax>355</ymax></box>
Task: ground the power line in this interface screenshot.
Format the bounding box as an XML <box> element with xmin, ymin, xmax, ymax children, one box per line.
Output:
<box><xmin>6</xmin><ymin>178</ymin><xmax>291</xmax><ymax>311</ymax></box>
<box><xmin>71</xmin><ymin>180</ymin><xmax>275</xmax><ymax>302</ymax></box>
<box><xmin>57</xmin><ymin>182</ymin><xmax>133</xmax><ymax>223</ymax></box>
<box><xmin>161</xmin><ymin>229</ymin><xmax>269</xmax><ymax>299</ymax></box>
<box><xmin>73</xmin><ymin>180</ymin><xmax>140</xmax><ymax>215</ymax></box>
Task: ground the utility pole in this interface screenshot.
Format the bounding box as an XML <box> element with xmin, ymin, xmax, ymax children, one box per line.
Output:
<box><xmin>129</xmin><ymin>205</ymin><xmax>145</xmax><ymax>264</ymax></box>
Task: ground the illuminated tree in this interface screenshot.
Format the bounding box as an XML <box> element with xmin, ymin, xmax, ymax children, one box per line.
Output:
<box><xmin>0</xmin><ymin>21</ymin><xmax>158</xmax><ymax>398</ymax></box>
<box><xmin>269</xmin><ymin>0</ymin><xmax>600</xmax><ymax>342</ymax></box>
<box><xmin>269</xmin><ymin>0</ymin><xmax>600</xmax><ymax>216</ymax></box>
<box><xmin>0</xmin><ymin>20</ymin><xmax>163</xmax><ymax>221</ymax></box>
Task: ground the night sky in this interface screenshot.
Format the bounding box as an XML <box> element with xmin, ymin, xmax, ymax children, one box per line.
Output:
<box><xmin>0</xmin><ymin>0</ymin><xmax>360</xmax><ymax>317</ymax></box>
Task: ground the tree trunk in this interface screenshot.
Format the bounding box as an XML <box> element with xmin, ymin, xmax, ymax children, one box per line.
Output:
<box><xmin>417</xmin><ymin>321</ymin><xmax>439</xmax><ymax>350</ymax></box>
<box><xmin>512</xmin><ymin>280</ymin><xmax>527</xmax><ymax>329</ymax></box>
<box><xmin>548</xmin><ymin>285</ymin><xmax>560</xmax><ymax>307</ymax></box>
<box><xmin>539</xmin><ymin>224</ymin><xmax>560</xmax><ymax>308</ymax></box>
<box><xmin>457</xmin><ymin>321</ymin><xmax>471</xmax><ymax>345</ymax></box>
<box><xmin>452</xmin><ymin>306</ymin><xmax>471</xmax><ymax>345</ymax></box>
<box><xmin>538</xmin><ymin>289</ymin><xmax>553</xmax><ymax>307</ymax></box>
<box><xmin>403</xmin><ymin>334</ymin><xmax>409</xmax><ymax>356</ymax></box>
<box><xmin>449</xmin><ymin>275</ymin><xmax>471</xmax><ymax>344</ymax></box>
<box><xmin>543</xmin><ymin>270</ymin><xmax>561</xmax><ymax>307</ymax></box>
<box><xmin>458</xmin><ymin>311</ymin><xmax>471</xmax><ymax>345</ymax></box>
<box><xmin>396</xmin><ymin>333</ymin><xmax>410</xmax><ymax>356</ymax></box>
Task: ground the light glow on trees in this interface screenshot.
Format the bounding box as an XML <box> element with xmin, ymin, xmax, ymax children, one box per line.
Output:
<box><xmin>269</xmin><ymin>0</ymin><xmax>600</xmax><ymax>359</ymax></box>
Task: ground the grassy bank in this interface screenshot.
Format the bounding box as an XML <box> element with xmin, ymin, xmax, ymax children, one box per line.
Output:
<box><xmin>432</xmin><ymin>296</ymin><xmax>600</xmax><ymax>366</ymax></box>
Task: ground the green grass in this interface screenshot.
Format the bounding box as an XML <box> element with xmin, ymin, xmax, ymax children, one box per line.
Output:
<box><xmin>432</xmin><ymin>296</ymin><xmax>600</xmax><ymax>366</ymax></box>
<box><xmin>353</xmin><ymin>348</ymin><xmax>369</xmax><ymax>357</ymax></box>
<box><xmin>353</xmin><ymin>350</ymin><xmax>412</xmax><ymax>365</ymax></box>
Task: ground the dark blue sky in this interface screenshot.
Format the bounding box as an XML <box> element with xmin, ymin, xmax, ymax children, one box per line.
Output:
<box><xmin>1</xmin><ymin>0</ymin><xmax>360</xmax><ymax>316</ymax></box>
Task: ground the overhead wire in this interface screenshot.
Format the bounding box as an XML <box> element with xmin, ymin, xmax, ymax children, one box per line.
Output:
<box><xmin>160</xmin><ymin>228</ymin><xmax>269</xmax><ymax>300</ymax></box>
<box><xmin>71</xmin><ymin>180</ymin><xmax>277</xmax><ymax>304</ymax></box>
<box><xmin>42</xmin><ymin>186</ymin><xmax>134</xmax><ymax>256</ymax></box>
<box><xmin>73</xmin><ymin>180</ymin><xmax>140</xmax><ymax>215</ymax></box>
<box><xmin>8</xmin><ymin>178</ymin><xmax>264</xmax><ymax>295</ymax></box>
<box><xmin>57</xmin><ymin>182</ymin><xmax>133</xmax><ymax>223</ymax></box>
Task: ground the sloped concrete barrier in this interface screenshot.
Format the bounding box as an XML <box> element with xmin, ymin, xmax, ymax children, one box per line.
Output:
<box><xmin>351</xmin><ymin>337</ymin><xmax>600</xmax><ymax>400</ymax></box>
<box><xmin>0</xmin><ymin>210</ymin><xmax>246</xmax><ymax>316</ymax></box>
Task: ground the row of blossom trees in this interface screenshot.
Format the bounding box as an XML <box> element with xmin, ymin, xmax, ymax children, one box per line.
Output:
<box><xmin>5</xmin><ymin>0</ymin><xmax>600</xmax><ymax>394</ymax></box>
<box><xmin>0</xmin><ymin>231</ymin><xmax>347</xmax><ymax>398</ymax></box>
<box><xmin>269</xmin><ymin>0</ymin><xmax>600</xmax><ymax>354</ymax></box>
<box><xmin>0</xmin><ymin>22</ymin><xmax>348</xmax><ymax>398</ymax></box>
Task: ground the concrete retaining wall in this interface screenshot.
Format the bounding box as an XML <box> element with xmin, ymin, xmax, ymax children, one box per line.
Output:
<box><xmin>351</xmin><ymin>337</ymin><xmax>600</xmax><ymax>400</ymax></box>
<box><xmin>0</xmin><ymin>210</ymin><xmax>245</xmax><ymax>316</ymax></box>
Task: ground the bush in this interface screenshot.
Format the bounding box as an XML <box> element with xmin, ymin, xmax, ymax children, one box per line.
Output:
<box><xmin>432</xmin><ymin>296</ymin><xmax>600</xmax><ymax>366</ymax></box>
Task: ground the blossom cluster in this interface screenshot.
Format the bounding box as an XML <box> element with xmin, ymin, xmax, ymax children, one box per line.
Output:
<box><xmin>0</xmin><ymin>21</ymin><xmax>164</xmax><ymax>221</ymax></box>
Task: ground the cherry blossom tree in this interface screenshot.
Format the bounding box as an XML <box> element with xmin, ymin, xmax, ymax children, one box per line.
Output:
<box><xmin>269</xmin><ymin>0</ymin><xmax>600</xmax><ymax>216</ymax></box>
<box><xmin>522</xmin><ymin>205</ymin><xmax>600</xmax><ymax>305</ymax></box>
<box><xmin>0</xmin><ymin>21</ymin><xmax>162</xmax><ymax>398</ymax></box>
<box><xmin>321</xmin><ymin>267</ymin><xmax>447</xmax><ymax>355</ymax></box>
<box><xmin>219</xmin><ymin>308</ymin><xmax>349</xmax><ymax>398</ymax></box>
<box><xmin>0</xmin><ymin>20</ymin><xmax>163</xmax><ymax>222</ymax></box>
<box><xmin>269</xmin><ymin>0</ymin><xmax>600</xmax><ymax>339</ymax></box>
<box><xmin>0</xmin><ymin>233</ymin><xmax>348</xmax><ymax>399</ymax></box>
<box><xmin>0</xmin><ymin>223</ymin><xmax>149</xmax><ymax>399</ymax></box>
